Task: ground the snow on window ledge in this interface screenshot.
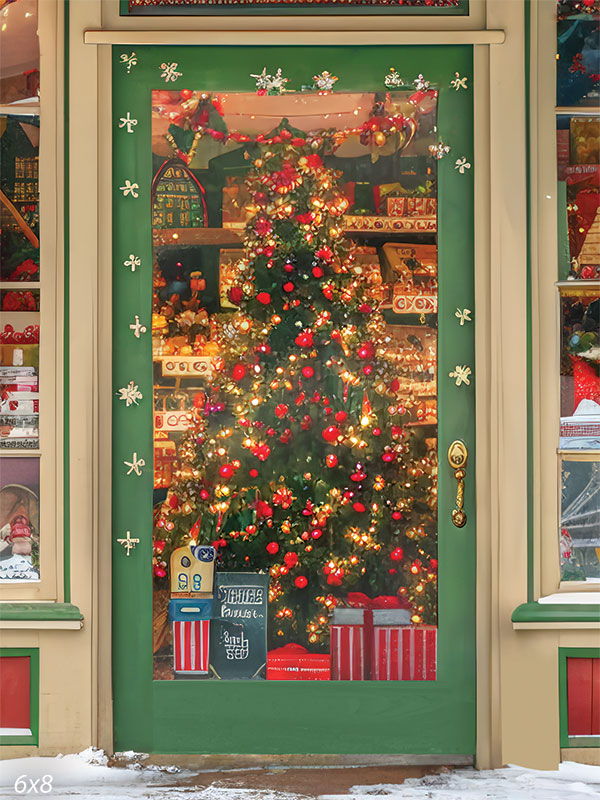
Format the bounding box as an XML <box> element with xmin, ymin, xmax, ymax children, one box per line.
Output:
<box><xmin>538</xmin><ymin>592</ymin><xmax>600</xmax><ymax>605</ymax></box>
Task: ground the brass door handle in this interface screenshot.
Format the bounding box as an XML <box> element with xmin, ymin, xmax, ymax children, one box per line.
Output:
<box><xmin>447</xmin><ymin>440</ymin><xmax>468</xmax><ymax>528</ymax></box>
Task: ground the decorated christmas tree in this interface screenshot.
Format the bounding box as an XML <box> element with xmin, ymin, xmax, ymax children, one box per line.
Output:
<box><xmin>153</xmin><ymin>123</ymin><xmax>438</xmax><ymax>650</ymax></box>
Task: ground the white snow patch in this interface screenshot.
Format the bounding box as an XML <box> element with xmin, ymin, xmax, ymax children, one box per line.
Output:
<box><xmin>319</xmin><ymin>762</ymin><xmax>600</xmax><ymax>800</ymax></box>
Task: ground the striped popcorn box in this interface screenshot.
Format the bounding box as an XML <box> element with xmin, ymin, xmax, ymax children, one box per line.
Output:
<box><xmin>169</xmin><ymin>598</ymin><xmax>212</xmax><ymax>677</ymax></box>
<box><xmin>372</xmin><ymin>623</ymin><xmax>437</xmax><ymax>681</ymax></box>
<box><xmin>330</xmin><ymin>608</ymin><xmax>371</xmax><ymax>681</ymax></box>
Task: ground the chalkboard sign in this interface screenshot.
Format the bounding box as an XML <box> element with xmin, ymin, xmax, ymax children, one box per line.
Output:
<box><xmin>210</xmin><ymin>572</ymin><xmax>269</xmax><ymax>680</ymax></box>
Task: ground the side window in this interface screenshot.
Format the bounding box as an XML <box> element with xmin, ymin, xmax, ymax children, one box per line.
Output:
<box><xmin>555</xmin><ymin>0</ymin><xmax>600</xmax><ymax>583</ymax></box>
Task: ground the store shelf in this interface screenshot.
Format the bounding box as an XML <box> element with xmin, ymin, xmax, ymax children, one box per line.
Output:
<box><xmin>153</xmin><ymin>228</ymin><xmax>242</xmax><ymax>246</ymax></box>
<box><xmin>555</xmin><ymin>107</ymin><xmax>600</xmax><ymax>116</ymax></box>
<box><xmin>0</xmin><ymin>282</ymin><xmax>41</xmax><ymax>290</ymax></box>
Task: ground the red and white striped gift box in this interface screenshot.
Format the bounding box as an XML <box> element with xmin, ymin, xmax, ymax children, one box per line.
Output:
<box><xmin>372</xmin><ymin>625</ymin><xmax>437</xmax><ymax>681</ymax></box>
<box><xmin>330</xmin><ymin>609</ymin><xmax>369</xmax><ymax>681</ymax></box>
<box><xmin>172</xmin><ymin>619</ymin><xmax>210</xmax><ymax>676</ymax></box>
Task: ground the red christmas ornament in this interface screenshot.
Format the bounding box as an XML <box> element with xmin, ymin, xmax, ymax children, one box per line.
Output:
<box><xmin>357</xmin><ymin>341</ymin><xmax>375</xmax><ymax>360</ymax></box>
<box><xmin>256</xmin><ymin>292</ymin><xmax>271</xmax><ymax>305</ymax></box>
<box><xmin>392</xmin><ymin>511</ymin><xmax>403</xmax><ymax>520</ymax></box>
<box><xmin>334</xmin><ymin>410</ymin><xmax>347</xmax><ymax>423</ymax></box>
<box><xmin>180</xmin><ymin>89</ymin><xmax>193</xmax><ymax>100</ymax></box>
<box><xmin>322</xmin><ymin>285</ymin><xmax>334</xmax><ymax>301</ymax></box>
<box><xmin>312</xmin><ymin>266</ymin><xmax>324</xmax><ymax>278</ymax></box>
<box><xmin>266</xmin><ymin>541</ymin><xmax>280</xmax><ymax>555</ymax></box>
<box><xmin>284</xmin><ymin>552</ymin><xmax>299</xmax><ymax>568</ymax></box>
<box><xmin>322</xmin><ymin>425</ymin><xmax>341</xmax><ymax>443</ymax></box>
<box><xmin>351</xmin><ymin>471</ymin><xmax>366</xmax><ymax>482</ymax></box>
<box><xmin>373</xmin><ymin>427</ymin><xmax>382</xmax><ymax>436</ymax></box>
<box><xmin>311</xmin><ymin>528</ymin><xmax>323</xmax><ymax>539</ymax></box>
<box><xmin>390</xmin><ymin>547</ymin><xmax>404</xmax><ymax>562</ymax></box>
<box><xmin>295</xmin><ymin>575</ymin><xmax>308</xmax><ymax>589</ymax></box>
<box><xmin>232</xmin><ymin>364</ymin><xmax>246</xmax><ymax>382</ymax></box>
<box><xmin>275</xmin><ymin>403</ymin><xmax>289</xmax><ymax>418</ymax></box>
<box><xmin>169</xmin><ymin>494</ymin><xmax>179</xmax><ymax>508</ymax></box>
<box><xmin>302</xmin><ymin>366</ymin><xmax>314</xmax><ymax>378</ymax></box>
<box><xmin>283</xmin><ymin>281</ymin><xmax>295</xmax><ymax>293</ymax></box>
<box><xmin>200</xmin><ymin>489</ymin><xmax>210</xmax><ymax>500</ymax></box>
<box><xmin>295</xmin><ymin>331</ymin><xmax>314</xmax><ymax>348</ymax></box>
<box><xmin>301</xmin><ymin>531</ymin><xmax>310</xmax><ymax>541</ymax></box>
<box><xmin>326</xmin><ymin>454</ymin><xmax>338</xmax><ymax>468</ymax></box>
<box><xmin>219</xmin><ymin>464</ymin><xmax>234</xmax><ymax>479</ymax></box>
<box><xmin>358</xmin><ymin>303</ymin><xmax>373</xmax><ymax>313</ymax></box>
<box><xmin>389</xmin><ymin>378</ymin><xmax>400</xmax><ymax>393</ymax></box>
<box><xmin>353</xmin><ymin>502</ymin><xmax>366</xmax><ymax>513</ymax></box>
<box><xmin>363</xmin><ymin>365</ymin><xmax>373</xmax><ymax>375</ymax></box>
<box><xmin>249</xmin><ymin>468</ymin><xmax>259</xmax><ymax>478</ymax></box>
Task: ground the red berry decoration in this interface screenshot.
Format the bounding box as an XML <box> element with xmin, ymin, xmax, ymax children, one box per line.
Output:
<box><xmin>219</xmin><ymin>464</ymin><xmax>234</xmax><ymax>479</ymax></box>
<box><xmin>249</xmin><ymin>468</ymin><xmax>259</xmax><ymax>478</ymax></box>
<box><xmin>232</xmin><ymin>364</ymin><xmax>246</xmax><ymax>381</ymax></box>
<box><xmin>266</xmin><ymin>541</ymin><xmax>280</xmax><ymax>555</ymax></box>
<box><xmin>390</xmin><ymin>547</ymin><xmax>404</xmax><ymax>562</ymax></box>
<box><xmin>283</xmin><ymin>281</ymin><xmax>295</xmax><ymax>293</ymax></box>
<box><xmin>353</xmin><ymin>502</ymin><xmax>366</xmax><ymax>513</ymax></box>
<box><xmin>326</xmin><ymin>454</ymin><xmax>338</xmax><ymax>468</ymax></box>
<box><xmin>275</xmin><ymin>403</ymin><xmax>289</xmax><ymax>418</ymax></box>
<box><xmin>322</xmin><ymin>425</ymin><xmax>341</xmax><ymax>443</ymax></box>
<box><xmin>256</xmin><ymin>292</ymin><xmax>271</xmax><ymax>305</ymax></box>
<box><xmin>295</xmin><ymin>576</ymin><xmax>308</xmax><ymax>589</ymax></box>
<box><xmin>284</xmin><ymin>552</ymin><xmax>299</xmax><ymax>568</ymax></box>
<box><xmin>334</xmin><ymin>410</ymin><xmax>347</xmax><ymax>423</ymax></box>
<box><xmin>312</xmin><ymin>266</ymin><xmax>324</xmax><ymax>278</ymax></box>
<box><xmin>302</xmin><ymin>366</ymin><xmax>314</xmax><ymax>378</ymax></box>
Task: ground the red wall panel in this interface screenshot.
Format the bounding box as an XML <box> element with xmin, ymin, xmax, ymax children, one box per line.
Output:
<box><xmin>567</xmin><ymin>657</ymin><xmax>597</xmax><ymax>736</ymax></box>
<box><xmin>0</xmin><ymin>656</ymin><xmax>30</xmax><ymax>730</ymax></box>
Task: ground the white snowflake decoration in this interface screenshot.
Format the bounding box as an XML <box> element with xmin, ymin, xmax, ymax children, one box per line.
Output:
<box><xmin>124</xmin><ymin>254</ymin><xmax>141</xmax><ymax>273</ymax></box>
<box><xmin>429</xmin><ymin>143</ymin><xmax>451</xmax><ymax>161</ymax></box>
<box><xmin>119</xmin><ymin>180</ymin><xmax>139</xmax><ymax>198</ymax></box>
<box><xmin>449</xmin><ymin>365</ymin><xmax>472</xmax><ymax>387</ymax></box>
<box><xmin>455</xmin><ymin>308</ymin><xmax>472</xmax><ymax>326</ymax></box>
<box><xmin>250</xmin><ymin>67</ymin><xmax>289</xmax><ymax>94</ymax></box>
<box><xmin>120</xmin><ymin>52</ymin><xmax>137</xmax><ymax>73</ymax></box>
<box><xmin>160</xmin><ymin>62</ymin><xmax>182</xmax><ymax>83</ymax></box>
<box><xmin>385</xmin><ymin>67</ymin><xmax>404</xmax><ymax>88</ymax></box>
<box><xmin>119</xmin><ymin>113</ymin><xmax>138</xmax><ymax>134</ymax></box>
<box><xmin>413</xmin><ymin>74</ymin><xmax>430</xmax><ymax>91</ymax></box>
<box><xmin>313</xmin><ymin>71</ymin><xmax>338</xmax><ymax>92</ymax></box>
<box><xmin>124</xmin><ymin>452</ymin><xmax>146</xmax><ymax>477</ymax></box>
<box><xmin>450</xmin><ymin>72</ymin><xmax>468</xmax><ymax>91</ymax></box>
<box><xmin>117</xmin><ymin>381</ymin><xmax>143</xmax><ymax>407</ymax></box>
<box><xmin>455</xmin><ymin>157</ymin><xmax>471</xmax><ymax>174</ymax></box>
<box><xmin>129</xmin><ymin>315</ymin><xmax>147</xmax><ymax>338</ymax></box>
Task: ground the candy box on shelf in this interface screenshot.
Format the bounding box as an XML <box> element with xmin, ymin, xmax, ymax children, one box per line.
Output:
<box><xmin>381</xmin><ymin>243</ymin><xmax>437</xmax><ymax>281</ymax></box>
<box><xmin>387</xmin><ymin>196</ymin><xmax>437</xmax><ymax>218</ymax></box>
<box><xmin>267</xmin><ymin>643</ymin><xmax>331</xmax><ymax>681</ymax></box>
<box><xmin>372</xmin><ymin>624</ymin><xmax>437</xmax><ymax>681</ymax></box>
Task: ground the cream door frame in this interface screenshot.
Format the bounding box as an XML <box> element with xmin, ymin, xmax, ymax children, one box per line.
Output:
<box><xmin>70</xmin><ymin>0</ymin><xmax>530</xmax><ymax>768</ymax></box>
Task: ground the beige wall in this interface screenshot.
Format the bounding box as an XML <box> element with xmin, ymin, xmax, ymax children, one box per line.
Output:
<box><xmin>1</xmin><ymin>0</ymin><xmax>599</xmax><ymax>769</ymax></box>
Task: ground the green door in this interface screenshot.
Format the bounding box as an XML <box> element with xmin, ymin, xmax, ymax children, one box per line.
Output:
<box><xmin>112</xmin><ymin>45</ymin><xmax>475</xmax><ymax>755</ymax></box>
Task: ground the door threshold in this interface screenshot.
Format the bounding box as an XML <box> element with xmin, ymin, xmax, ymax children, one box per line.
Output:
<box><xmin>124</xmin><ymin>754</ymin><xmax>474</xmax><ymax>771</ymax></box>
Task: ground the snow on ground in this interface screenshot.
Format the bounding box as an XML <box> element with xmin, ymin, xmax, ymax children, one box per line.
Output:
<box><xmin>0</xmin><ymin>749</ymin><xmax>598</xmax><ymax>799</ymax></box>
<box><xmin>321</xmin><ymin>762</ymin><xmax>600</xmax><ymax>800</ymax></box>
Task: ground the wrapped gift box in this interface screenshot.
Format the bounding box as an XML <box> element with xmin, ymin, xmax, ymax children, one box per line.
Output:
<box><xmin>267</xmin><ymin>643</ymin><xmax>331</xmax><ymax>681</ymax></box>
<box><xmin>169</xmin><ymin>597</ymin><xmax>213</xmax><ymax>676</ymax></box>
<box><xmin>330</xmin><ymin>608</ymin><xmax>369</xmax><ymax>681</ymax></box>
<box><xmin>372</xmin><ymin>624</ymin><xmax>437</xmax><ymax>681</ymax></box>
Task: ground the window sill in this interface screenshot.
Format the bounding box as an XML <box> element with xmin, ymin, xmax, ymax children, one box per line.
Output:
<box><xmin>0</xmin><ymin>602</ymin><xmax>83</xmax><ymax>630</ymax></box>
<box><xmin>511</xmin><ymin>601</ymin><xmax>600</xmax><ymax>630</ymax></box>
